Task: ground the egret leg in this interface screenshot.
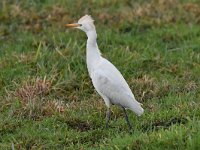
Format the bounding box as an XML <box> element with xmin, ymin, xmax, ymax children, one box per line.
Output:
<box><xmin>105</xmin><ymin>108</ymin><xmax>111</xmax><ymax>128</ymax></box>
<box><xmin>121</xmin><ymin>107</ymin><xmax>132</xmax><ymax>131</ymax></box>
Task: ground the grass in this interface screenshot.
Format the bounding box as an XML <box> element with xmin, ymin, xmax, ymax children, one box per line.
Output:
<box><xmin>0</xmin><ymin>0</ymin><xmax>200</xmax><ymax>149</ymax></box>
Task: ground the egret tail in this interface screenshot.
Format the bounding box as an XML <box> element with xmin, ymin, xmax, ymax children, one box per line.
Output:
<box><xmin>129</xmin><ymin>101</ymin><xmax>144</xmax><ymax>116</ymax></box>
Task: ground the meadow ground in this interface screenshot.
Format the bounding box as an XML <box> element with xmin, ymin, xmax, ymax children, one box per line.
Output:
<box><xmin>0</xmin><ymin>0</ymin><xmax>200</xmax><ymax>149</ymax></box>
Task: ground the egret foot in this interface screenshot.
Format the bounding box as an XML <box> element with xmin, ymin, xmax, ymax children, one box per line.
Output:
<box><xmin>105</xmin><ymin>108</ymin><xmax>111</xmax><ymax>128</ymax></box>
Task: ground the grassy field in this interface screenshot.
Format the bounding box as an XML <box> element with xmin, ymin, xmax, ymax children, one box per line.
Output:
<box><xmin>0</xmin><ymin>0</ymin><xmax>200</xmax><ymax>149</ymax></box>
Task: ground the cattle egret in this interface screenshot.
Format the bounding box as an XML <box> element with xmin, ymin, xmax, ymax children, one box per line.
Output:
<box><xmin>65</xmin><ymin>15</ymin><xmax>144</xmax><ymax>130</ymax></box>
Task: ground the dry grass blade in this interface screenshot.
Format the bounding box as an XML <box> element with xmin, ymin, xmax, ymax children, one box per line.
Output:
<box><xmin>15</xmin><ymin>77</ymin><xmax>51</xmax><ymax>104</ymax></box>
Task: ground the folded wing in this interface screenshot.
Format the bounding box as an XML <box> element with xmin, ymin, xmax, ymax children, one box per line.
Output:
<box><xmin>91</xmin><ymin>58</ymin><xmax>144</xmax><ymax>116</ymax></box>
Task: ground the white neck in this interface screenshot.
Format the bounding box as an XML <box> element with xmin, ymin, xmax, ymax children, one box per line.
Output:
<box><xmin>86</xmin><ymin>30</ymin><xmax>101</xmax><ymax>76</ymax></box>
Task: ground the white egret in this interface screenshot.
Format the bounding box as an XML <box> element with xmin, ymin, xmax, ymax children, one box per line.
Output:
<box><xmin>65</xmin><ymin>15</ymin><xmax>144</xmax><ymax>130</ymax></box>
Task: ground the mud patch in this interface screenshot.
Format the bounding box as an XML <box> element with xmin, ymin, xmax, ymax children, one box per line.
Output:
<box><xmin>66</xmin><ymin>119</ymin><xmax>91</xmax><ymax>132</ymax></box>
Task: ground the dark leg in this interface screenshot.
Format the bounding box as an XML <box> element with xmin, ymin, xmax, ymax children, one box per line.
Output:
<box><xmin>121</xmin><ymin>107</ymin><xmax>132</xmax><ymax>131</ymax></box>
<box><xmin>106</xmin><ymin>108</ymin><xmax>111</xmax><ymax>128</ymax></box>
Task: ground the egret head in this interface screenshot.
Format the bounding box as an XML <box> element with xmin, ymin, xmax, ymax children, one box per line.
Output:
<box><xmin>65</xmin><ymin>15</ymin><xmax>95</xmax><ymax>33</ymax></box>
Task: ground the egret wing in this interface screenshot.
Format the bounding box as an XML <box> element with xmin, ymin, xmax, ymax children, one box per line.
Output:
<box><xmin>91</xmin><ymin>59</ymin><xmax>135</xmax><ymax>107</ymax></box>
<box><xmin>91</xmin><ymin>58</ymin><xmax>144</xmax><ymax>115</ymax></box>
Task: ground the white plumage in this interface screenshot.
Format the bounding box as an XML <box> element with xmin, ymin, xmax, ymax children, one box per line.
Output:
<box><xmin>91</xmin><ymin>58</ymin><xmax>144</xmax><ymax>115</ymax></box>
<box><xmin>66</xmin><ymin>15</ymin><xmax>144</xmax><ymax>129</ymax></box>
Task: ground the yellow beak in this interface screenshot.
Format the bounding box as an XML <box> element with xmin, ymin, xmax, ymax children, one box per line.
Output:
<box><xmin>65</xmin><ymin>23</ymin><xmax>80</xmax><ymax>28</ymax></box>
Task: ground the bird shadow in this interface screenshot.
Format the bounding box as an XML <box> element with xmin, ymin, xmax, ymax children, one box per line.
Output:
<box><xmin>141</xmin><ymin>117</ymin><xmax>188</xmax><ymax>132</ymax></box>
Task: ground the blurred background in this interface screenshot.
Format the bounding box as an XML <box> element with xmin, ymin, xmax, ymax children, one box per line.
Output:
<box><xmin>0</xmin><ymin>0</ymin><xmax>200</xmax><ymax>149</ymax></box>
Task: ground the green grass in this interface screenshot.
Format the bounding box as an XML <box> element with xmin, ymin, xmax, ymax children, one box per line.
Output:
<box><xmin>0</xmin><ymin>0</ymin><xmax>200</xmax><ymax>149</ymax></box>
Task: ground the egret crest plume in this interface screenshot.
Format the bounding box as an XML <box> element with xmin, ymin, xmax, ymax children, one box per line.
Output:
<box><xmin>78</xmin><ymin>15</ymin><xmax>94</xmax><ymax>24</ymax></box>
